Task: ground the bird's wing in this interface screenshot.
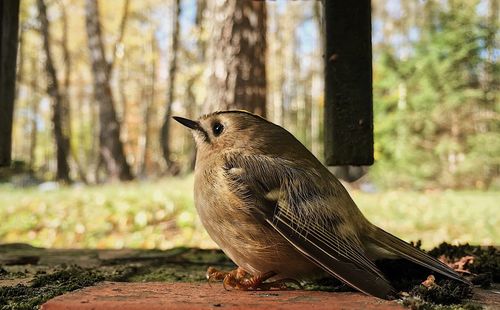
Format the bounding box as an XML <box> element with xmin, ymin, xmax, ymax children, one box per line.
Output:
<box><xmin>366</xmin><ymin>226</ymin><xmax>470</xmax><ymax>284</ymax></box>
<box><xmin>223</xmin><ymin>153</ymin><xmax>395</xmax><ymax>299</ymax></box>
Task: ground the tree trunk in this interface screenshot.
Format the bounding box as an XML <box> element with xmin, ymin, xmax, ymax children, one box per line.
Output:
<box><xmin>185</xmin><ymin>76</ymin><xmax>198</xmax><ymax>171</ymax></box>
<box><xmin>0</xmin><ymin>0</ymin><xmax>20</xmax><ymax>167</ymax></box>
<box><xmin>139</xmin><ymin>32</ymin><xmax>156</xmax><ymax>177</ymax></box>
<box><xmin>267</xmin><ymin>2</ymin><xmax>284</xmax><ymax>126</ymax></box>
<box><xmin>29</xmin><ymin>57</ymin><xmax>39</xmax><ymax>171</ymax></box>
<box><xmin>311</xmin><ymin>0</ymin><xmax>324</xmax><ymax>157</ymax></box>
<box><xmin>84</xmin><ymin>0</ymin><xmax>133</xmax><ymax>181</ymax></box>
<box><xmin>37</xmin><ymin>0</ymin><xmax>71</xmax><ymax>182</ymax></box>
<box><xmin>484</xmin><ymin>0</ymin><xmax>498</xmax><ymax>107</ymax></box>
<box><xmin>15</xmin><ymin>17</ymin><xmax>24</xmax><ymax>105</ymax></box>
<box><xmin>60</xmin><ymin>1</ymin><xmax>88</xmax><ymax>183</ymax></box>
<box><xmin>137</xmin><ymin>33</ymin><xmax>155</xmax><ymax>177</ymax></box>
<box><xmin>160</xmin><ymin>0</ymin><xmax>181</xmax><ymax>175</ymax></box>
<box><xmin>205</xmin><ymin>0</ymin><xmax>267</xmax><ymax>116</ymax></box>
<box><xmin>185</xmin><ymin>0</ymin><xmax>208</xmax><ymax>172</ymax></box>
<box><xmin>107</xmin><ymin>0</ymin><xmax>130</xmax><ymax>78</ymax></box>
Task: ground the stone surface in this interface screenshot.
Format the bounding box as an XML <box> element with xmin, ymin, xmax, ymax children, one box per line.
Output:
<box><xmin>41</xmin><ymin>282</ymin><xmax>403</xmax><ymax>310</ymax></box>
<box><xmin>473</xmin><ymin>287</ymin><xmax>500</xmax><ymax>309</ymax></box>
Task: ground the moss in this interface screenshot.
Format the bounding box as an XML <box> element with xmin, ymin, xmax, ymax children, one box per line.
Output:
<box><xmin>0</xmin><ymin>266</ymin><xmax>104</xmax><ymax>310</ymax></box>
<box><xmin>0</xmin><ymin>266</ymin><xmax>32</xmax><ymax>281</ymax></box>
<box><xmin>127</xmin><ymin>265</ymin><xmax>207</xmax><ymax>282</ymax></box>
<box><xmin>408</xmin><ymin>280</ymin><xmax>473</xmax><ymax>305</ymax></box>
<box><xmin>395</xmin><ymin>242</ymin><xmax>499</xmax><ymax>309</ymax></box>
<box><xmin>105</xmin><ymin>265</ymin><xmax>141</xmax><ymax>282</ymax></box>
<box><xmin>400</xmin><ymin>297</ymin><xmax>482</xmax><ymax>310</ymax></box>
<box><xmin>99</xmin><ymin>248</ymin><xmax>234</xmax><ymax>283</ymax></box>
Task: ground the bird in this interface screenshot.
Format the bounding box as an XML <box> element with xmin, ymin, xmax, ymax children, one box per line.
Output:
<box><xmin>173</xmin><ymin>110</ymin><xmax>468</xmax><ymax>299</ymax></box>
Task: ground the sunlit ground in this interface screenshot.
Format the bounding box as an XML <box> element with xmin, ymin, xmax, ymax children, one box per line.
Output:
<box><xmin>1</xmin><ymin>176</ymin><xmax>498</xmax><ymax>250</ymax></box>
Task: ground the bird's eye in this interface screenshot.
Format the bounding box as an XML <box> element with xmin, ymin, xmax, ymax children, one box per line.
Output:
<box><xmin>212</xmin><ymin>122</ymin><xmax>224</xmax><ymax>136</ymax></box>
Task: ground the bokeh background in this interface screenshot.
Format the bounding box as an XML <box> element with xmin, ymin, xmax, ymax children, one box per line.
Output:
<box><xmin>1</xmin><ymin>0</ymin><xmax>498</xmax><ymax>250</ymax></box>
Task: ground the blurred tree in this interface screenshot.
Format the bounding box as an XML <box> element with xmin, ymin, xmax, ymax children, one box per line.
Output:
<box><xmin>267</xmin><ymin>2</ymin><xmax>284</xmax><ymax>126</ymax></box>
<box><xmin>205</xmin><ymin>0</ymin><xmax>267</xmax><ymax>116</ymax></box>
<box><xmin>108</xmin><ymin>0</ymin><xmax>130</xmax><ymax>78</ymax></box>
<box><xmin>137</xmin><ymin>29</ymin><xmax>157</xmax><ymax>177</ymax></box>
<box><xmin>58</xmin><ymin>0</ymin><xmax>88</xmax><ymax>183</ymax></box>
<box><xmin>37</xmin><ymin>0</ymin><xmax>72</xmax><ymax>182</ymax></box>
<box><xmin>15</xmin><ymin>15</ymin><xmax>25</xmax><ymax>109</ymax></box>
<box><xmin>484</xmin><ymin>0</ymin><xmax>498</xmax><ymax>108</ymax></box>
<box><xmin>28</xmin><ymin>57</ymin><xmax>39</xmax><ymax>170</ymax></box>
<box><xmin>160</xmin><ymin>0</ymin><xmax>181</xmax><ymax>175</ymax></box>
<box><xmin>0</xmin><ymin>0</ymin><xmax>20</xmax><ymax>167</ymax></box>
<box><xmin>311</xmin><ymin>0</ymin><xmax>324</xmax><ymax>158</ymax></box>
<box><xmin>182</xmin><ymin>0</ymin><xmax>209</xmax><ymax>172</ymax></box>
<box><xmin>84</xmin><ymin>0</ymin><xmax>133</xmax><ymax>181</ymax></box>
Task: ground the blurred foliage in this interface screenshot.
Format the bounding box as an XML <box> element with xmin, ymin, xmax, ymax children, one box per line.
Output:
<box><xmin>0</xmin><ymin>178</ymin><xmax>498</xmax><ymax>250</ymax></box>
<box><xmin>372</xmin><ymin>0</ymin><xmax>499</xmax><ymax>190</ymax></box>
<box><xmin>354</xmin><ymin>190</ymin><xmax>499</xmax><ymax>248</ymax></box>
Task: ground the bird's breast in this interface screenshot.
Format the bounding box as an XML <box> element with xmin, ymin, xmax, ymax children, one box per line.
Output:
<box><xmin>193</xmin><ymin>165</ymin><xmax>320</xmax><ymax>278</ymax></box>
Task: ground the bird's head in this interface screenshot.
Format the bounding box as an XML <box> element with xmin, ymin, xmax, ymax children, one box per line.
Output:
<box><xmin>173</xmin><ymin>110</ymin><xmax>273</xmax><ymax>155</ymax></box>
<box><xmin>174</xmin><ymin>110</ymin><xmax>318</xmax><ymax>168</ymax></box>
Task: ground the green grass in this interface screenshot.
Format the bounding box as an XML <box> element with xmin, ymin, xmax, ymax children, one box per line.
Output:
<box><xmin>353</xmin><ymin>190</ymin><xmax>499</xmax><ymax>249</ymax></box>
<box><xmin>0</xmin><ymin>175</ymin><xmax>215</xmax><ymax>249</ymax></box>
<box><xmin>0</xmin><ymin>176</ymin><xmax>498</xmax><ymax>249</ymax></box>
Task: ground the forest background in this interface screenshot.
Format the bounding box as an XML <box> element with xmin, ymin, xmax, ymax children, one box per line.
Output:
<box><xmin>1</xmin><ymin>0</ymin><xmax>498</xmax><ymax>250</ymax></box>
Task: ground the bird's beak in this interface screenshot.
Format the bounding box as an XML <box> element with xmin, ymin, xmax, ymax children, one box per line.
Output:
<box><xmin>173</xmin><ymin>116</ymin><xmax>199</xmax><ymax>130</ymax></box>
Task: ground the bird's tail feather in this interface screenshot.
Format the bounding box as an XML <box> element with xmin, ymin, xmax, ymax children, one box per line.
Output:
<box><xmin>367</xmin><ymin>227</ymin><xmax>470</xmax><ymax>285</ymax></box>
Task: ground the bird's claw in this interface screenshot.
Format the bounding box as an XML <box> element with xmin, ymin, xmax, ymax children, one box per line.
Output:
<box><xmin>206</xmin><ymin>267</ymin><xmax>302</xmax><ymax>290</ymax></box>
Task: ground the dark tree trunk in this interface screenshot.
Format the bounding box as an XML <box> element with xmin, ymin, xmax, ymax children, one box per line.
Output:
<box><xmin>0</xmin><ymin>0</ymin><xmax>20</xmax><ymax>167</ymax></box>
<box><xmin>160</xmin><ymin>0</ymin><xmax>181</xmax><ymax>175</ymax></box>
<box><xmin>205</xmin><ymin>0</ymin><xmax>267</xmax><ymax>116</ymax></box>
<box><xmin>84</xmin><ymin>0</ymin><xmax>133</xmax><ymax>181</ymax></box>
<box><xmin>37</xmin><ymin>0</ymin><xmax>71</xmax><ymax>182</ymax></box>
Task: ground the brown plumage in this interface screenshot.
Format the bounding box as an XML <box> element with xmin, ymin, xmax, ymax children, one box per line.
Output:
<box><xmin>173</xmin><ymin>110</ymin><xmax>469</xmax><ymax>299</ymax></box>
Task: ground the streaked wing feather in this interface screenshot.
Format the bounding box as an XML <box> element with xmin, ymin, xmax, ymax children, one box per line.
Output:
<box><xmin>368</xmin><ymin>227</ymin><xmax>470</xmax><ymax>284</ymax></box>
<box><xmin>224</xmin><ymin>153</ymin><xmax>395</xmax><ymax>299</ymax></box>
<box><xmin>277</xmin><ymin>206</ymin><xmax>385</xmax><ymax>279</ymax></box>
<box><xmin>270</xmin><ymin>206</ymin><xmax>394</xmax><ymax>299</ymax></box>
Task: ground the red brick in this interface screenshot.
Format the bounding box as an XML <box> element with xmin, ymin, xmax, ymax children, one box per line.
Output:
<box><xmin>41</xmin><ymin>282</ymin><xmax>403</xmax><ymax>310</ymax></box>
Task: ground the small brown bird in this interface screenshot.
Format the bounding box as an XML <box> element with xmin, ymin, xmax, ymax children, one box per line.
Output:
<box><xmin>174</xmin><ymin>110</ymin><xmax>468</xmax><ymax>299</ymax></box>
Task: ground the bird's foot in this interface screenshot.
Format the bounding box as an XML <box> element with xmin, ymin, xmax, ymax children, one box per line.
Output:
<box><xmin>206</xmin><ymin>266</ymin><xmax>302</xmax><ymax>290</ymax></box>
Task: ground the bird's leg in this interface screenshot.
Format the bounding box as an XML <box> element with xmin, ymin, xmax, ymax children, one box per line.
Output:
<box><xmin>206</xmin><ymin>267</ymin><xmax>302</xmax><ymax>290</ymax></box>
<box><xmin>236</xmin><ymin>271</ymin><xmax>303</xmax><ymax>290</ymax></box>
<box><xmin>206</xmin><ymin>266</ymin><xmax>248</xmax><ymax>287</ymax></box>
